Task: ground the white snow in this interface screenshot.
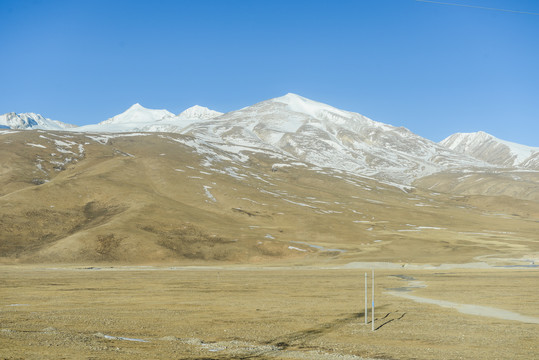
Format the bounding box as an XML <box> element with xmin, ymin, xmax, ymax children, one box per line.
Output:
<box><xmin>203</xmin><ymin>185</ymin><xmax>217</xmax><ymax>202</ymax></box>
<box><xmin>97</xmin><ymin>333</ymin><xmax>149</xmax><ymax>342</ymax></box>
<box><xmin>271</xmin><ymin>163</ymin><xmax>292</xmax><ymax>171</ymax></box>
<box><xmin>282</xmin><ymin>198</ymin><xmax>317</xmax><ymax>208</ymax></box>
<box><xmin>27</xmin><ymin>143</ymin><xmax>47</xmax><ymax>148</ymax></box>
<box><xmin>288</xmin><ymin>246</ymin><xmax>307</xmax><ymax>252</ymax></box>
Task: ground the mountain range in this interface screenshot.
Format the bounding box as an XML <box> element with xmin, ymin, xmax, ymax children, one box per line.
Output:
<box><xmin>2</xmin><ymin>93</ymin><xmax>537</xmax><ymax>185</ymax></box>
<box><xmin>1</xmin><ymin>94</ymin><xmax>538</xmax><ymax>265</ymax></box>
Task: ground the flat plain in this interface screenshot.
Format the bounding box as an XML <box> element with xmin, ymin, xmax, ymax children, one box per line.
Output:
<box><xmin>1</xmin><ymin>265</ymin><xmax>537</xmax><ymax>359</ymax></box>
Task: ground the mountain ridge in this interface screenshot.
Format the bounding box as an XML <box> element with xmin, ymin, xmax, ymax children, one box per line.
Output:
<box><xmin>441</xmin><ymin>131</ymin><xmax>539</xmax><ymax>169</ymax></box>
<box><xmin>0</xmin><ymin>112</ymin><xmax>77</xmax><ymax>130</ymax></box>
<box><xmin>1</xmin><ymin>94</ymin><xmax>536</xmax><ymax>185</ymax></box>
<box><xmin>178</xmin><ymin>93</ymin><xmax>490</xmax><ymax>184</ymax></box>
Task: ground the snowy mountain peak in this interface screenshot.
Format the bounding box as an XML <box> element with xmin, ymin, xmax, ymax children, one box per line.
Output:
<box><xmin>267</xmin><ymin>93</ymin><xmax>380</xmax><ymax>132</ymax></box>
<box><xmin>177</xmin><ymin>105</ymin><xmax>223</xmax><ymax>120</ymax></box>
<box><xmin>99</xmin><ymin>103</ymin><xmax>174</xmax><ymax>125</ymax></box>
<box><xmin>179</xmin><ymin>93</ymin><xmax>488</xmax><ymax>184</ymax></box>
<box><xmin>274</xmin><ymin>92</ymin><xmax>308</xmax><ymax>102</ymax></box>
<box><xmin>471</xmin><ymin>131</ymin><xmax>493</xmax><ymax>141</ymax></box>
<box><xmin>128</xmin><ymin>103</ymin><xmax>145</xmax><ymax>110</ymax></box>
<box><xmin>271</xmin><ymin>93</ymin><xmax>341</xmax><ymax>118</ymax></box>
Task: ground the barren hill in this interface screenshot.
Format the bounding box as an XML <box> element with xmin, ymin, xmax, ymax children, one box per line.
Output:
<box><xmin>1</xmin><ymin>129</ymin><xmax>537</xmax><ymax>265</ymax></box>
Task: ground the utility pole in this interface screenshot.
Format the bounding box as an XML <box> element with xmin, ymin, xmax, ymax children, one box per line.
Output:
<box><xmin>372</xmin><ymin>269</ymin><xmax>375</xmax><ymax>331</ymax></box>
<box><xmin>365</xmin><ymin>272</ymin><xmax>368</xmax><ymax>325</ymax></box>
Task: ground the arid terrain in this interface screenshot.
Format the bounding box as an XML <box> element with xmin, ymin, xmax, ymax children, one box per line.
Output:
<box><xmin>1</xmin><ymin>129</ymin><xmax>538</xmax><ymax>359</ymax></box>
<box><xmin>1</xmin><ymin>265</ymin><xmax>537</xmax><ymax>359</ymax></box>
<box><xmin>3</xmin><ymin>0</ymin><xmax>539</xmax><ymax>356</ymax></box>
<box><xmin>1</xmin><ymin>130</ymin><xmax>538</xmax><ymax>266</ymax></box>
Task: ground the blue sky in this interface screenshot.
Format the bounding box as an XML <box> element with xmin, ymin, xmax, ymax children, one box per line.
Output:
<box><xmin>1</xmin><ymin>0</ymin><xmax>538</xmax><ymax>145</ymax></box>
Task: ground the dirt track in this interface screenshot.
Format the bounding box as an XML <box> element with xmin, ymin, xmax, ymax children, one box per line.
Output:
<box><xmin>1</xmin><ymin>265</ymin><xmax>537</xmax><ymax>359</ymax></box>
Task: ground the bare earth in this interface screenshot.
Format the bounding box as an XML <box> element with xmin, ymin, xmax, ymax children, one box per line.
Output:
<box><xmin>1</xmin><ymin>265</ymin><xmax>537</xmax><ymax>359</ymax></box>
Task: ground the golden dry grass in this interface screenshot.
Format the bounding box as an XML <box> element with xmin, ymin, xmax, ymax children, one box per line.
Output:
<box><xmin>1</xmin><ymin>265</ymin><xmax>537</xmax><ymax>359</ymax></box>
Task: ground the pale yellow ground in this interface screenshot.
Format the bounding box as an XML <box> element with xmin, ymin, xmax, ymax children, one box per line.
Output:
<box><xmin>1</xmin><ymin>265</ymin><xmax>537</xmax><ymax>359</ymax></box>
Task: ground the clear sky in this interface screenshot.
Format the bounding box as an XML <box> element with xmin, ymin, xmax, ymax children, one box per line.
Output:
<box><xmin>1</xmin><ymin>0</ymin><xmax>538</xmax><ymax>145</ymax></box>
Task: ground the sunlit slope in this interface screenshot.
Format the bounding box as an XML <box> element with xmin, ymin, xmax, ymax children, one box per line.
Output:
<box><xmin>441</xmin><ymin>131</ymin><xmax>539</xmax><ymax>169</ymax></box>
<box><xmin>1</xmin><ymin>130</ymin><xmax>537</xmax><ymax>265</ymax></box>
<box><xmin>414</xmin><ymin>170</ymin><xmax>539</xmax><ymax>202</ymax></box>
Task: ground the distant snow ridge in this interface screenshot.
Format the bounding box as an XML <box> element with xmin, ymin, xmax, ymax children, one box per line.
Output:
<box><xmin>99</xmin><ymin>103</ymin><xmax>174</xmax><ymax>125</ymax></box>
<box><xmin>0</xmin><ymin>112</ymin><xmax>76</xmax><ymax>130</ymax></box>
<box><xmin>441</xmin><ymin>131</ymin><xmax>539</xmax><ymax>169</ymax></box>
<box><xmin>6</xmin><ymin>94</ymin><xmax>523</xmax><ymax>185</ymax></box>
<box><xmin>176</xmin><ymin>105</ymin><xmax>223</xmax><ymax>121</ymax></box>
<box><xmin>138</xmin><ymin>105</ymin><xmax>223</xmax><ymax>133</ymax></box>
<box><xmin>75</xmin><ymin>103</ymin><xmax>222</xmax><ymax>133</ymax></box>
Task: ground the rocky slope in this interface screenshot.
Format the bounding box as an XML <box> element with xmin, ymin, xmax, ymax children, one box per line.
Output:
<box><xmin>441</xmin><ymin>131</ymin><xmax>539</xmax><ymax>169</ymax></box>
<box><xmin>180</xmin><ymin>93</ymin><xmax>489</xmax><ymax>185</ymax></box>
<box><xmin>0</xmin><ymin>112</ymin><xmax>76</xmax><ymax>130</ymax></box>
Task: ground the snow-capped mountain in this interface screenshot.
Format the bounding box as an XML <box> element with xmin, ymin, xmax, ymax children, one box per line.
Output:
<box><xmin>7</xmin><ymin>94</ymin><xmax>537</xmax><ymax>185</ymax></box>
<box><xmin>176</xmin><ymin>105</ymin><xmax>223</xmax><ymax>121</ymax></box>
<box><xmin>99</xmin><ymin>103</ymin><xmax>174</xmax><ymax>125</ymax></box>
<box><xmin>180</xmin><ymin>93</ymin><xmax>488</xmax><ymax>184</ymax></box>
<box><xmin>76</xmin><ymin>103</ymin><xmax>222</xmax><ymax>133</ymax></box>
<box><xmin>0</xmin><ymin>112</ymin><xmax>76</xmax><ymax>130</ymax></box>
<box><xmin>137</xmin><ymin>105</ymin><xmax>223</xmax><ymax>133</ymax></box>
<box><xmin>75</xmin><ymin>103</ymin><xmax>176</xmax><ymax>132</ymax></box>
<box><xmin>76</xmin><ymin>103</ymin><xmax>178</xmax><ymax>132</ymax></box>
<box><xmin>441</xmin><ymin>131</ymin><xmax>539</xmax><ymax>169</ymax></box>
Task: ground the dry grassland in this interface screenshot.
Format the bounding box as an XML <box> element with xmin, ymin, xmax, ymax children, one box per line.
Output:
<box><xmin>1</xmin><ymin>131</ymin><xmax>538</xmax><ymax>359</ymax></box>
<box><xmin>1</xmin><ymin>265</ymin><xmax>537</xmax><ymax>359</ymax></box>
<box><xmin>2</xmin><ymin>131</ymin><xmax>539</xmax><ymax>266</ymax></box>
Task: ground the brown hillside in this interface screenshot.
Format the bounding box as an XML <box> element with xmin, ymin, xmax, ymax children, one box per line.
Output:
<box><xmin>1</xmin><ymin>130</ymin><xmax>538</xmax><ymax>265</ymax></box>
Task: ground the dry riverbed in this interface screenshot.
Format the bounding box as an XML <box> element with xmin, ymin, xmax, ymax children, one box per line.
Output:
<box><xmin>0</xmin><ymin>265</ymin><xmax>537</xmax><ymax>359</ymax></box>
